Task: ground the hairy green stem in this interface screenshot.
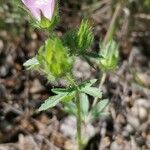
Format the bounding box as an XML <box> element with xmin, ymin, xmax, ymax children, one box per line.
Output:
<box><xmin>76</xmin><ymin>91</ymin><xmax>82</xmax><ymax>150</ymax></box>
<box><xmin>92</xmin><ymin>73</ymin><xmax>107</xmax><ymax>107</ymax></box>
<box><xmin>66</xmin><ymin>74</ymin><xmax>82</xmax><ymax>150</ymax></box>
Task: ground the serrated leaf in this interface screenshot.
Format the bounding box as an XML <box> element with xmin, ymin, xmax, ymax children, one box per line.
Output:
<box><xmin>80</xmin><ymin>87</ymin><xmax>102</xmax><ymax>98</ymax></box>
<box><xmin>23</xmin><ymin>57</ymin><xmax>39</xmax><ymax>69</ymax></box>
<box><xmin>92</xmin><ymin>99</ymin><xmax>109</xmax><ymax>118</ymax></box>
<box><xmin>38</xmin><ymin>93</ymin><xmax>68</xmax><ymax>111</ymax></box>
<box><xmin>80</xmin><ymin>93</ymin><xmax>89</xmax><ymax>119</ymax></box>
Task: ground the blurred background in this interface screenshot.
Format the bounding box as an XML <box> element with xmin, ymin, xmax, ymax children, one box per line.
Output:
<box><xmin>0</xmin><ymin>0</ymin><xmax>150</xmax><ymax>150</ymax></box>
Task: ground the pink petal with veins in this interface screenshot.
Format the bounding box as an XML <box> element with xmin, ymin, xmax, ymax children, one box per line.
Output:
<box><xmin>22</xmin><ymin>0</ymin><xmax>41</xmax><ymax>21</ymax></box>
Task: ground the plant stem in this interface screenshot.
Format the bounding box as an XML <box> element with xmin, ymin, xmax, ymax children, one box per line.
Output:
<box><xmin>66</xmin><ymin>74</ymin><xmax>82</xmax><ymax>149</ymax></box>
<box><xmin>103</xmin><ymin>3</ymin><xmax>122</xmax><ymax>44</ymax></box>
<box><xmin>76</xmin><ymin>90</ymin><xmax>82</xmax><ymax>150</ymax></box>
<box><xmin>92</xmin><ymin>72</ymin><xmax>107</xmax><ymax>108</ymax></box>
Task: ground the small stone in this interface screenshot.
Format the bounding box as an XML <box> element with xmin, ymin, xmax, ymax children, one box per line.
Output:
<box><xmin>31</xmin><ymin>32</ymin><xmax>38</xmax><ymax>40</ymax></box>
<box><xmin>0</xmin><ymin>65</ymin><xmax>10</xmax><ymax>78</ymax></box>
<box><xmin>136</xmin><ymin>73</ymin><xmax>150</xmax><ymax>87</ymax></box>
<box><xmin>116</xmin><ymin>114</ymin><xmax>126</xmax><ymax>125</ymax></box>
<box><xmin>146</xmin><ymin>134</ymin><xmax>150</xmax><ymax>148</ymax></box>
<box><xmin>60</xmin><ymin>116</ymin><xmax>76</xmax><ymax>139</ymax></box>
<box><xmin>0</xmin><ymin>40</ymin><xmax>4</xmax><ymax>53</ymax></box>
<box><xmin>127</xmin><ymin>115</ymin><xmax>140</xmax><ymax>129</ymax></box>
<box><xmin>125</xmin><ymin>124</ymin><xmax>135</xmax><ymax>134</ymax></box>
<box><xmin>0</xmin><ymin>84</ymin><xmax>6</xmax><ymax>99</ymax></box>
<box><xmin>135</xmin><ymin>136</ymin><xmax>145</xmax><ymax>147</ymax></box>
<box><xmin>136</xmin><ymin>99</ymin><xmax>150</xmax><ymax>109</ymax></box>
<box><xmin>131</xmin><ymin>105</ymin><xmax>138</xmax><ymax>116</ymax></box>
<box><xmin>138</xmin><ymin>106</ymin><xmax>147</xmax><ymax>122</ymax></box>
<box><xmin>131</xmin><ymin>99</ymin><xmax>149</xmax><ymax>122</ymax></box>
<box><xmin>64</xmin><ymin>140</ymin><xmax>76</xmax><ymax>150</ymax></box>
<box><xmin>30</xmin><ymin>79</ymin><xmax>45</xmax><ymax>94</ymax></box>
<box><xmin>60</xmin><ymin>116</ymin><xmax>95</xmax><ymax>141</ymax></box>
<box><xmin>100</xmin><ymin>136</ymin><xmax>111</xmax><ymax>149</ymax></box>
<box><xmin>73</xmin><ymin>58</ymin><xmax>93</xmax><ymax>80</ymax></box>
<box><xmin>82</xmin><ymin>124</ymin><xmax>95</xmax><ymax>141</ymax></box>
<box><xmin>110</xmin><ymin>141</ymin><xmax>122</xmax><ymax>150</ymax></box>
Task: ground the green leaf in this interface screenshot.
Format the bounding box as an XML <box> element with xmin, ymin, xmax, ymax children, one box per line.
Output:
<box><xmin>62</xmin><ymin>29</ymin><xmax>78</xmax><ymax>54</ymax></box>
<box><xmin>79</xmin><ymin>79</ymin><xmax>97</xmax><ymax>89</ymax></box>
<box><xmin>64</xmin><ymin>102</ymin><xmax>77</xmax><ymax>116</ymax></box>
<box><xmin>99</xmin><ymin>40</ymin><xmax>119</xmax><ymax>72</ymax></box>
<box><xmin>80</xmin><ymin>87</ymin><xmax>102</xmax><ymax>98</ymax></box>
<box><xmin>52</xmin><ymin>87</ymin><xmax>76</xmax><ymax>102</ymax></box>
<box><xmin>92</xmin><ymin>99</ymin><xmax>109</xmax><ymax>118</ymax></box>
<box><xmin>38</xmin><ymin>93</ymin><xmax>69</xmax><ymax>111</ymax></box>
<box><xmin>23</xmin><ymin>57</ymin><xmax>39</xmax><ymax>69</ymax></box>
<box><xmin>52</xmin><ymin>79</ymin><xmax>97</xmax><ymax>95</ymax></box>
<box><xmin>51</xmin><ymin>87</ymin><xmax>74</xmax><ymax>94</ymax></box>
<box><xmin>62</xmin><ymin>91</ymin><xmax>76</xmax><ymax>102</ymax></box>
<box><xmin>80</xmin><ymin>93</ymin><xmax>89</xmax><ymax>119</ymax></box>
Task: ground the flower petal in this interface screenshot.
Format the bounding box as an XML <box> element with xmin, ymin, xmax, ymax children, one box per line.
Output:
<box><xmin>36</xmin><ymin>0</ymin><xmax>55</xmax><ymax>20</ymax></box>
<box><xmin>22</xmin><ymin>0</ymin><xmax>41</xmax><ymax>21</ymax></box>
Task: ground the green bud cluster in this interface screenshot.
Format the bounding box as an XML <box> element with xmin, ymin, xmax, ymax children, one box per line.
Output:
<box><xmin>37</xmin><ymin>37</ymin><xmax>72</xmax><ymax>81</ymax></box>
<box><xmin>99</xmin><ymin>40</ymin><xmax>119</xmax><ymax>72</ymax></box>
<box><xmin>24</xmin><ymin>37</ymin><xmax>72</xmax><ymax>81</ymax></box>
<box><xmin>63</xmin><ymin>20</ymin><xmax>94</xmax><ymax>54</ymax></box>
<box><xmin>76</xmin><ymin>20</ymin><xmax>94</xmax><ymax>52</ymax></box>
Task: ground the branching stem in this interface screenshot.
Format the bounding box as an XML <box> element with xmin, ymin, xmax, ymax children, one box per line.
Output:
<box><xmin>66</xmin><ymin>74</ymin><xmax>82</xmax><ymax>150</ymax></box>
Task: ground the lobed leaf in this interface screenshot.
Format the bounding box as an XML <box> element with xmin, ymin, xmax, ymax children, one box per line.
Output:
<box><xmin>80</xmin><ymin>87</ymin><xmax>102</xmax><ymax>98</ymax></box>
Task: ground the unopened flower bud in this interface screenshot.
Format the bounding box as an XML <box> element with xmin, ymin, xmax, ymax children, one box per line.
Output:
<box><xmin>99</xmin><ymin>40</ymin><xmax>119</xmax><ymax>72</ymax></box>
<box><xmin>37</xmin><ymin>37</ymin><xmax>72</xmax><ymax>81</ymax></box>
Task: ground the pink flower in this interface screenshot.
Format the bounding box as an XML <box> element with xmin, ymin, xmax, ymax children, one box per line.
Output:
<box><xmin>22</xmin><ymin>0</ymin><xmax>55</xmax><ymax>21</ymax></box>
